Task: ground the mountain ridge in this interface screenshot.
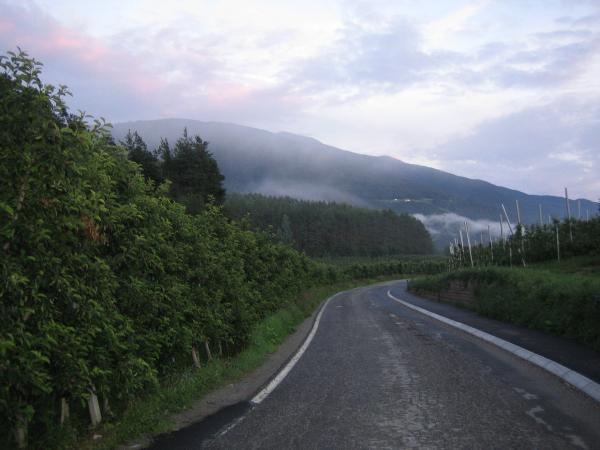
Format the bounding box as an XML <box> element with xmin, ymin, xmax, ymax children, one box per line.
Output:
<box><xmin>111</xmin><ymin>118</ymin><xmax>597</xmax><ymax>245</ymax></box>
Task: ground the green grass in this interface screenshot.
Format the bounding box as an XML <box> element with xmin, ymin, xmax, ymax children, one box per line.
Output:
<box><xmin>409</xmin><ymin>264</ymin><xmax>600</xmax><ymax>351</ymax></box>
<box><xmin>77</xmin><ymin>276</ymin><xmax>401</xmax><ymax>450</ymax></box>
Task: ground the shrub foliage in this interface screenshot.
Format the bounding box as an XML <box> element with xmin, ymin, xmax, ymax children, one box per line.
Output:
<box><xmin>0</xmin><ymin>50</ymin><xmax>329</xmax><ymax>448</ymax></box>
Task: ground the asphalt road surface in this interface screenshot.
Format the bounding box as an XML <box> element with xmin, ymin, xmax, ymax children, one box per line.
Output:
<box><xmin>151</xmin><ymin>281</ymin><xmax>600</xmax><ymax>449</ymax></box>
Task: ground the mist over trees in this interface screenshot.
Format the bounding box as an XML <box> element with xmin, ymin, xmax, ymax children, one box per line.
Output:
<box><xmin>224</xmin><ymin>193</ymin><xmax>435</xmax><ymax>257</ymax></box>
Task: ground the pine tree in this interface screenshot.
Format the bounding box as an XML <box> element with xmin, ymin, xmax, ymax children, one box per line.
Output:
<box><xmin>120</xmin><ymin>130</ymin><xmax>163</xmax><ymax>185</ymax></box>
<box><xmin>161</xmin><ymin>128</ymin><xmax>225</xmax><ymax>213</ymax></box>
<box><xmin>276</xmin><ymin>214</ymin><xmax>294</xmax><ymax>246</ymax></box>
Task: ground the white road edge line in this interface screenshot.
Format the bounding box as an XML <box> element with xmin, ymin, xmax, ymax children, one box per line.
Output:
<box><xmin>251</xmin><ymin>292</ymin><xmax>341</xmax><ymax>404</ymax></box>
<box><xmin>387</xmin><ymin>289</ymin><xmax>600</xmax><ymax>405</ymax></box>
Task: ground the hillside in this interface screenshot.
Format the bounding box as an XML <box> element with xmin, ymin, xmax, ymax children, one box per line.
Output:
<box><xmin>112</xmin><ymin>119</ymin><xmax>597</xmax><ymax>244</ymax></box>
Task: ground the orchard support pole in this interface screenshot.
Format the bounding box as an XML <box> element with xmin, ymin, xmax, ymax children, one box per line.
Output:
<box><xmin>465</xmin><ymin>222</ymin><xmax>474</xmax><ymax>268</ymax></box>
<box><xmin>488</xmin><ymin>224</ymin><xmax>494</xmax><ymax>263</ymax></box>
<box><xmin>501</xmin><ymin>204</ymin><xmax>514</xmax><ymax>235</ymax></box>
<box><xmin>565</xmin><ymin>187</ymin><xmax>573</xmax><ymax>243</ymax></box>
<box><xmin>556</xmin><ymin>224</ymin><xmax>561</xmax><ymax>262</ymax></box>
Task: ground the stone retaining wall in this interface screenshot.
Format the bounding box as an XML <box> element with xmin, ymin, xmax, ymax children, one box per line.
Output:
<box><xmin>416</xmin><ymin>280</ymin><xmax>476</xmax><ymax>307</ymax></box>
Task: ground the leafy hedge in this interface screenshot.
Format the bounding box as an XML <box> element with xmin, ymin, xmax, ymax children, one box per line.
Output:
<box><xmin>409</xmin><ymin>268</ymin><xmax>600</xmax><ymax>351</ymax></box>
<box><xmin>0</xmin><ymin>50</ymin><xmax>335</xmax><ymax>448</ymax></box>
<box><xmin>0</xmin><ymin>50</ymin><xmax>442</xmax><ymax>449</ymax></box>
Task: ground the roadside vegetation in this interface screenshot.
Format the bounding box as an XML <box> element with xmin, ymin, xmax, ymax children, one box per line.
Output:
<box><xmin>409</xmin><ymin>198</ymin><xmax>600</xmax><ymax>350</ymax></box>
<box><xmin>0</xmin><ymin>50</ymin><xmax>441</xmax><ymax>449</ymax></box>
<box><xmin>409</xmin><ymin>259</ymin><xmax>600</xmax><ymax>352</ymax></box>
<box><xmin>79</xmin><ymin>278</ymin><xmax>403</xmax><ymax>450</ymax></box>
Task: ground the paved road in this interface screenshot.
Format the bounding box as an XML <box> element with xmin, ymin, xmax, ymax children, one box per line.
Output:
<box><xmin>151</xmin><ymin>281</ymin><xmax>600</xmax><ymax>449</ymax></box>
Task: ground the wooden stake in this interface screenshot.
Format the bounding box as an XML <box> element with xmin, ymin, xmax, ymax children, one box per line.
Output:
<box><xmin>15</xmin><ymin>427</ymin><xmax>26</xmax><ymax>449</ymax></box>
<box><xmin>515</xmin><ymin>199</ymin><xmax>522</xmax><ymax>225</ymax></box>
<box><xmin>204</xmin><ymin>341</ymin><xmax>213</xmax><ymax>361</ymax></box>
<box><xmin>539</xmin><ymin>204</ymin><xmax>543</xmax><ymax>227</ymax></box>
<box><xmin>88</xmin><ymin>391</ymin><xmax>102</xmax><ymax>427</ymax></box>
<box><xmin>15</xmin><ymin>413</ymin><xmax>26</xmax><ymax>449</ymax></box>
<box><xmin>60</xmin><ymin>397</ymin><xmax>70</xmax><ymax>426</ymax></box>
<box><xmin>192</xmin><ymin>346</ymin><xmax>201</xmax><ymax>369</ymax></box>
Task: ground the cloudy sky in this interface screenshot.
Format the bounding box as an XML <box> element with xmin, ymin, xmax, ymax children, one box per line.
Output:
<box><xmin>2</xmin><ymin>0</ymin><xmax>599</xmax><ymax>199</ymax></box>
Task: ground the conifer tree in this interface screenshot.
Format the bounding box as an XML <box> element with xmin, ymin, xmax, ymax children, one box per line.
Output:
<box><xmin>121</xmin><ymin>130</ymin><xmax>163</xmax><ymax>185</ymax></box>
<box><xmin>162</xmin><ymin>128</ymin><xmax>225</xmax><ymax>213</ymax></box>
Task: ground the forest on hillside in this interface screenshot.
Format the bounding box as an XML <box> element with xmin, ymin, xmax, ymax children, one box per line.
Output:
<box><xmin>224</xmin><ymin>193</ymin><xmax>434</xmax><ymax>257</ymax></box>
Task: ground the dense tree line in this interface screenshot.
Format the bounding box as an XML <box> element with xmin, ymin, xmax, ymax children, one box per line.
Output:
<box><xmin>0</xmin><ymin>50</ymin><xmax>334</xmax><ymax>448</ymax></box>
<box><xmin>224</xmin><ymin>193</ymin><xmax>435</xmax><ymax>257</ymax></box>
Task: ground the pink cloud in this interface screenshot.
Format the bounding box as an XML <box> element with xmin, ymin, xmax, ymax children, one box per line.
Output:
<box><xmin>0</xmin><ymin>2</ymin><xmax>167</xmax><ymax>111</ymax></box>
<box><xmin>0</xmin><ymin>1</ymin><xmax>305</xmax><ymax>125</ymax></box>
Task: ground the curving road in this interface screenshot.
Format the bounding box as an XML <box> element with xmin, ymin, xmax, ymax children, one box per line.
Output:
<box><xmin>151</xmin><ymin>280</ymin><xmax>600</xmax><ymax>449</ymax></box>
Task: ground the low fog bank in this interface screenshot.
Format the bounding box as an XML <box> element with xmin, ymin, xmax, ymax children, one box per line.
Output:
<box><xmin>248</xmin><ymin>179</ymin><xmax>370</xmax><ymax>207</ymax></box>
<box><xmin>413</xmin><ymin>213</ymin><xmax>516</xmax><ymax>247</ymax></box>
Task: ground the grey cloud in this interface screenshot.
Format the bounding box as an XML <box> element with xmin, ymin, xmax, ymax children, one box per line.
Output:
<box><xmin>559</xmin><ymin>13</ymin><xmax>600</xmax><ymax>27</ymax></box>
<box><xmin>291</xmin><ymin>9</ymin><xmax>599</xmax><ymax>96</ymax></box>
<box><xmin>429</xmin><ymin>97</ymin><xmax>600</xmax><ymax>197</ymax></box>
<box><xmin>293</xmin><ymin>17</ymin><xmax>462</xmax><ymax>92</ymax></box>
<box><xmin>489</xmin><ymin>37</ymin><xmax>600</xmax><ymax>88</ymax></box>
<box><xmin>436</xmin><ymin>98</ymin><xmax>600</xmax><ymax>163</ymax></box>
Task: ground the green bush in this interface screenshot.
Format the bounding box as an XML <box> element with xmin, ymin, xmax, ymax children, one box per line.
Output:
<box><xmin>0</xmin><ymin>49</ymin><xmax>442</xmax><ymax>449</ymax></box>
<box><xmin>409</xmin><ymin>268</ymin><xmax>600</xmax><ymax>351</ymax></box>
<box><xmin>0</xmin><ymin>50</ymin><xmax>329</xmax><ymax>449</ymax></box>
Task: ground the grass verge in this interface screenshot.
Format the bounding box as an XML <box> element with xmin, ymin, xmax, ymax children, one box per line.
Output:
<box><xmin>409</xmin><ymin>266</ymin><xmax>600</xmax><ymax>351</ymax></box>
<box><xmin>78</xmin><ymin>275</ymin><xmax>400</xmax><ymax>450</ymax></box>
